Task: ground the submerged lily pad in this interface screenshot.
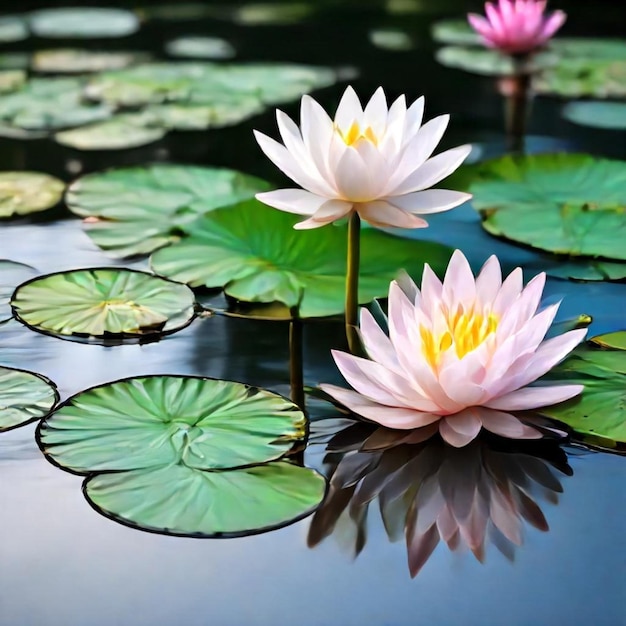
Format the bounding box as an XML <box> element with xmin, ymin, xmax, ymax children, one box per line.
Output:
<box><xmin>590</xmin><ymin>331</ymin><xmax>626</xmax><ymax>351</ymax></box>
<box><xmin>462</xmin><ymin>153</ymin><xmax>626</xmax><ymax>262</ymax></box>
<box><xmin>32</xmin><ymin>49</ymin><xmax>147</xmax><ymax>74</ymax></box>
<box><xmin>431</xmin><ymin>18</ymin><xmax>482</xmax><ymax>45</ymax></box>
<box><xmin>562</xmin><ymin>101</ymin><xmax>626</xmax><ymax>130</ymax></box>
<box><xmin>0</xmin><ymin>260</ymin><xmax>37</xmax><ymax>323</ymax></box>
<box><xmin>66</xmin><ymin>165</ymin><xmax>270</xmax><ymax>257</ymax></box>
<box><xmin>0</xmin><ymin>172</ymin><xmax>65</xmax><ymax>219</ymax></box>
<box><xmin>165</xmin><ymin>36</ymin><xmax>235</xmax><ymax>60</ymax></box>
<box><xmin>150</xmin><ymin>199</ymin><xmax>453</xmax><ymax>318</ymax></box>
<box><xmin>0</xmin><ymin>365</ymin><xmax>58</xmax><ymax>432</ymax></box>
<box><xmin>11</xmin><ymin>268</ymin><xmax>195</xmax><ymax>340</ymax></box>
<box><xmin>37</xmin><ymin>375</ymin><xmax>324</xmax><ymax>536</ymax></box>
<box><xmin>28</xmin><ymin>8</ymin><xmax>140</xmax><ymax>39</ymax></box>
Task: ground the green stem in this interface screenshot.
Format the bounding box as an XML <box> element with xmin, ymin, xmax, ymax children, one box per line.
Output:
<box><xmin>289</xmin><ymin>306</ymin><xmax>305</xmax><ymax>411</ymax></box>
<box><xmin>345</xmin><ymin>212</ymin><xmax>361</xmax><ymax>355</ymax></box>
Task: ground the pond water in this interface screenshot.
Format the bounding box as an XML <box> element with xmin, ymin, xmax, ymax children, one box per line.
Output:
<box><xmin>0</xmin><ymin>1</ymin><xmax>625</xmax><ymax>625</ymax></box>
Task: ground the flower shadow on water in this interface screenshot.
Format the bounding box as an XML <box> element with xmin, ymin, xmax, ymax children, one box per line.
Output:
<box><xmin>308</xmin><ymin>420</ymin><xmax>572</xmax><ymax>577</ymax></box>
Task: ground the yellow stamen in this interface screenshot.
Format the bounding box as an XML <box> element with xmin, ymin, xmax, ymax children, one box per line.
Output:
<box><xmin>338</xmin><ymin>121</ymin><xmax>378</xmax><ymax>146</ymax></box>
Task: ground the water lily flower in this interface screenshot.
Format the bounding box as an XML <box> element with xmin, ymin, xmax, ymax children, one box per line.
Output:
<box><xmin>468</xmin><ymin>0</ymin><xmax>566</xmax><ymax>55</ymax></box>
<box><xmin>321</xmin><ymin>249</ymin><xmax>587</xmax><ymax>447</ymax></box>
<box><xmin>253</xmin><ymin>86</ymin><xmax>472</xmax><ymax>230</ymax></box>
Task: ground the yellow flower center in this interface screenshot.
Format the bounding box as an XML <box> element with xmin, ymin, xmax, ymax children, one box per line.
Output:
<box><xmin>338</xmin><ymin>121</ymin><xmax>379</xmax><ymax>147</ymax></box>
<box><xmin>420</xmin><ymin>308</ymin><xmax>499</xmax><ymax>369</ymax></box>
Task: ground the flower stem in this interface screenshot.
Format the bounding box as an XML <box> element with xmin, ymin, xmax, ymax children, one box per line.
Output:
<box><xmin>345</xmin><ymin>211</ymin><xmax>362</xmax><ymax>355</ymax></box>
<box><xmin>502</xmin><ymin>54</ymin><xmax>532</xmax><ymax>154</ymax></box>
<box><xmin>289</xmin><ymin>305</ymin><xmax>305</xmax><ymax>411</ymax></box>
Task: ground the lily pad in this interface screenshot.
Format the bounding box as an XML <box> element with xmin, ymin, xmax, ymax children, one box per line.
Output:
<box><xmin>590</xmin><ymin>331</ymin><xmax>626</xmax><ymax>351</ymax></box>
<box><xmin>549</xmin><ymin>38</ymin><xmax>626</xmax><ymax>61</ymax></box>
<box><xmin>150</xmin><ymin>199</ymin><xmax>453</xmax><ymax>318</ymax></box>
<box><xmin>542</xmin><ymin>259</ymin><xmax>626</xmax><ymax>282</ymax></box>
<box><xmin>562</xmin><ymin>101</ymin><xmax>626</xmax><ymax>130</ymax></box>
<box><xmin>0</xmin><ymin>70</ymin><xmax>26</xmax><ymax>94</ymax></box>
<box><xmin>535</xmin><ymin>59</ymin><xmax>626</xmax><ymax>98</ymax></box>
<box><xmin>165</xmin><ymin>36</ymin><xmax>235</xmax><ymax>60</ymax></box>
<box><xmin>539</xmin><ymin>343</ymin><xmax>626</xmax><ymax>446</ymax></box>
<box><xmin>0</xmin><ymin>260</ymin><xmax>37</xmax><ymax>323</ymax></box>
<box><xmin>28</xmin><ymin>8</ymin><xmax>140</xmax><ymax>39</ymax></box>
<box><xmin>0</xmin><ymin>365</ymin><xmax>58</xmax><ymax>432</ymax></box>
<box><xmin>368</xmin><ymin>29</ymin><xmax>414</xmax><ymax>51</ymax></box>
<box><xmin>0</xmin><ymin>53</ymin><xmax>31</xmax><ymax>70</ymax></box>
<box><xmin>431</xmin><ymin>19</ymin><xmax>482</xmax><ymax>45</ymax></box>
<box><xmin>0</xmin><ymin>15</ymin><xmax>29</xmax><ymax>43</ymax></box>
<box><xmin>462</xmin><ymin>153</ymin><xmax>626</xmax><ymax>262</ymax></box>
<box><xmin>54</xmin><ymin>113</ymin><xmax>166</xmax><ymax>151</ymax></box>
<box><xmin>0</xmin><ymin>78</ymin><xmax>112</xmax><ymax>133</ymax></box>
<box><xmin>11</xmin><ymin>268</ymin><xmax>195</xmax><ymax>341</ymax></box>
<box><xmin>66</xmin><ymin>165</ymin><xmax>271</xmax><ymax>257</ymax></box>
<box><xmin>233</xmin><ymin>3</ymin><xmax>314</xmax><ymax>25</ymax></box>
<box><xmin>32</xmin><ymin>49</ymin><xmax>147</xmax><ymax>74</ymax></box>
<box><xmin>84</xmin><ymin>461</ymin><xmax>326</xmax><ymax>537</ymax></box>
<box><xmin>0</xmin><ymin>172</ymin><xmax>65</xmax><ymax>219</ymax></box>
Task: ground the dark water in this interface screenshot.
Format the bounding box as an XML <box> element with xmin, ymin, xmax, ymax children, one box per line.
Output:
<box><xmin>1</xmin><ymin>1</ymin><xmax>625</xmax><ymax>625</ymax></box>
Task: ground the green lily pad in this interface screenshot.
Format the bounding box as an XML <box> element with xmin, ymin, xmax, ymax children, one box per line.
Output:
<box><xmin>28</xmin><ymin>8</ymin><xmax>140</xmax><ymax>39</ymax></box>
<box><xmin>462</xmin><ymin>153</ymin><xmax>626</xmax><ymax>262</ymax></box>
<box><xmin>0</xmin><ymin>78</ymin><xmax>112</xmax><ymax>133</ymax></box>
<box><xmin>84</xmin><ymin>461</ymin><xmax>326</xmax><ymax>537</ymax></box>
<box><xmin>38</xmin><ymin>376</ymin><xmax>306</xmax><ymax>472</ymax></box>
<box><xmin>0</xmin><ymin>365</ymin><xmax>58</xmax><ymax>432</ymax></box>
<box><xmin>66</xmin><ymin>165</ymin><xmax>270</xmax><ymax>257</ymax></box>
<box><xmin>150</xmin><ymin>199</ymin><xmax>453</xmax><ymax>318</ymax></box>
<box><xmin>0</xmin><ymin>70</ymin><xmax>26</xmax><ymax>94</ymax></box>
<box><xmin>0</xmin><ymin>53</ymin><xmax>31</xmax><ymax>70</ymax></box>
<box><xmin>0</xmin><ymin>171</ymin><xmax>65</xmax><ymax>219</ymax></box>
<box><xmin>0</xmin><ymin>260</ymin><xmax>37</xmax><ymax>323</ymax></box>
<box><xmin>590</xmin><ymin>331</ymin><xmax>626</xmax><ymax>351</ymax></box>
<box><xmin>137</xmin><ymin>3</ymin><xmax>219</xmax><ymax>21</ymax></box>
<box><xmin>233</xmin><ymin>3</ymin><xmax>314</xmax><ymax>25</ymax></box>
<box><xmin>542</xmin><ymin>259</ymin><xmax>626</xmax><ymax>282</ymax></box>
<box><xmin>549</xmin><ymin>38</ymin><xmax>626</xmax><ymax>61</ymax></box>
<box><xmin>539</xmin><ymin>343</ymin><xmax>626</xmax><ymax>446</ymax></box>
<box><xmin>562</xmin><ymin>101</ymin><xmax>626</xmax><ymax>130</ymax></box>
<box><xmin>431</xmin><ymin>18</ymin><xmax>482</xmax><ymax>45</ymax></box>
<box><xmin>11</xmin><ymin>268</ymin><xmax>195</xmax><ymax>341</ymax></box>
<box><xmin>54</xmin><ymin>113</ymin><xmax>166</xmax><ymax>151</ymax></box>
<box><xmin>165</xmin><ymin>36</ymin><xmax>235</xmax><ymax>60</ymax></box>
<box><xmin>0</xmin><ymin>15</ymin><xmax>29</xmax><ymax>43</ymax></box>
<box><xmin>32</xmin><ymin>49</ymin><xmax>147</xmax><ymax>74</ymax></box>
<box><xmin>368</xmin><ymin>29</ymin><xmax>414</xmax><ymax>51</ymax></box>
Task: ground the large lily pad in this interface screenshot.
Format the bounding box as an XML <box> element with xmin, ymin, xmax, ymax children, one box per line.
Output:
<box><xmin>0</xmin><ymin>365</ymin><xmax>58</xmax><ymax>432</ymax></box>
<box><xmin>32</xmin><ymin>49</ymin><xmax>147</xmax><ymax>74</ymax></box>
<box><xmin>0</xmin><ymin>260</ymin><xmax>37</xmax><ymax>323</ymax></box>
<box><xmin>0</xmin><ymin>70</ymin><xmax>26</xmax><ymax>94</ymax></box>
<box><xmin>233</xmin><ymin>3</ymin><xmax>314</xmax><ymax>25</ymax></box>
<box><xmin>431</xmin><ymin>18</ymin><xmax>482</xmax><ymax>45</ymax></box>
<box><xmin>0</xmin><ymin>15</ymin><xmax>28</xmax><ymax>43</ymax></box>
<box><xmin>562</xmin><ymin>101</ymin><xmax>626</xmax><ymax>130</ymax></box>
<box><xmin>462</xmin><ymin>153</ymin><xmax>626</xmax><ymax>262</ymax></box>
<box><xmin>150</xmin><ymin>199</ymin><xmax>453</xmax><ymax>318</ymax></box>
<box><xmin>28</xmin><ymin>8</ymin><xmax>140</xmax><ymax>39</ymax></box>
<box><xmin>84</xmin><ymin>461</ymin><xmax>326</xmax><ymax>537</ymax></box>
<box><xmin>66</xmin><ymin>165</ymin><xmax>271</xmax><ymax>257</ymax></box>
<box><xmin>590</xmin><ymin>331</ymin><xmax>626</xmax><ymax>351</ymax></box>
<box><xmin>11</xmin><ymin>268</ymin><xmax>195</xmax><ymax>341</ymax></box>
<box><xmin>0</xmin><ymin>172</ymin><xmax>65</xmax><ymax>219</ymax></box>
<box><xmin>165</xmin><ymin>36</ymin><xmax>235</xmax><ymax>60</ymax></box>
<box><xmin>368</xmin><ymin>29</ymin><xmax>414</xmax><ymax>51</ymax></box>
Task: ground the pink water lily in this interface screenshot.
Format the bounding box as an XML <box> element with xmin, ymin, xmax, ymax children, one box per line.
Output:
<box><xmin>254</xmin><ymin>86</ymin><xmax>472</xmax><ymax>230</ymax></box>
<box><xmin>321</xmin><ymin>250</ymin><xmax>586</xmax><ymax>447</ymax></box>
<box><xmin>468</xmin><ymin>0</ymin><xmax>566</xmax><ymax>55</ymax></box>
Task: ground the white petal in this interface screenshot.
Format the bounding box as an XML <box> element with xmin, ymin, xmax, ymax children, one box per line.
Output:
<box><xmin>442</xmin><ymin>249</ymin><xmax>476</xmax><ymax>311</ymax></box>
<box><xmin>492</xmin><ymin>267</ymin><xmax>523</xmax><ymax>315</ymax></box>
<box><xmin>334</xmin><ymin>148</ymin><xmax>377</xmax><ymax>201</ymax></box>
<box><xmin>358</xmin><ymin>201</ymin><xmax>429</xmax><ymax>229</ymax></box>
<box><xmin>359</xmin><ymin>307</ymin><xmax>401</xmax><ymax>373</ymax></box>
<box><xmin>301</xmin><ymin>95</ymin><xmax>334</xmax><ymax>180</ymax></box>
<box><xmin>363</xmin><ymin>86</ymin><xmax>388</xmax><ymax>136</ymax></box>
<box><xmin>389</xmin><ymin>189</ymin><xmax>472</xmax><ymax>215</ymax></box>
<box><xmin>255</xmin><ymin>189</ymin><xmax>327</xmax><ymax>215</ymax></box>
<box><xmin>403</xmin><ymin>96</ymin><xmax>425</xmax><ymax>142</ymax></box>
<box><xmin>439</xmin><ymin>413</ymin><xmax>482</xmax><ymax>447</ymax></box>
<box><xmin>476</xmin><ymin>407</ymin><xmax>542</xmax><ymax>439</ymax></box>
<box><xmin>484</xmin><ymin>384</ymin><xmax>584</xmax><ymax>411</ymax></box>
<box><xmin>293</xmin><ymin>199</ymin><xmax>353</xmax><ymax>229</ymax></box>
<box><xmin>334</xmin><ymin>85</ymin><xmax>363</xmax><ymax>129</ymax></box>
<box><xmin>475</xmin><ymin>255</ymin><xmax>502</xmax><ymax>306</ymax></box>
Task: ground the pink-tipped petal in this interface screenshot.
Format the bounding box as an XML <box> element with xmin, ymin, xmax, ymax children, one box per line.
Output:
<box><xmin>255</xmin><ymin>189</ymin><xmax>327</xmax><ymax>215</ymax></box>
<box><xmin>484</xmin><ymin>384</ymin><xmax>584</xmax><ymax>411</ymax></box>
<box><xmin>358</xmin><ymin>201</ymin><xmax>429</xmax><ymax>229</ymax></box>
<box><xmin>439</xmin><ymin>414</ymin><xmax>482</xmax><ymax>447</ymax></box>
<box><xmin>293</xmin><ymin>200</ymin><xmax>353</xmax><ymax>229</ymax></box>
<box><xmin>389</xmin><ymin>189</ymin><xmax>472</xmax><ymax>215</ymax></box>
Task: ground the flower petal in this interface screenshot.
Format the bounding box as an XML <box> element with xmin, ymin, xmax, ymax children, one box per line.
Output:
<box><xmin>477</xmin><ymin>408</ymin><xmax>542</xmax><ymax>439</ymax></box>
<box><xmin>439</xmin><ymin>413</ymin><xmax>482</xmax><ymax>447</ymax></box>
<box><xmin>334</xmin><ymin>85</ymin><xmax>363</xmax><ymax>128</ymax></box>
<box><xmin>484</xmin><ymin>384</ymin><xmax>584</xmax><ymax>411</ymax></box>
<box><xmin>358</xmin><ymin>201</ymin><xmax>429</xmax><ymax>229</ymax></box>
<box><xmin>389</xmin><ymin>189</ymin><xmax>472</xmax><ymax>215</ymax></box>
<box><xmin>293</xmin><ymin>199</ymin><xmax>353</xmax><ymax>229</ymax></box>
<box><xmin>255</xmin><ymin>189</ymin><xmax>327</xmax><ymax>215</ymax></box>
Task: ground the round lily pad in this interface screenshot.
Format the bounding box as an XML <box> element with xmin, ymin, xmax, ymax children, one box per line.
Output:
<box><xmin>54</xmin><ymin>114</ymin><xmax>166</xmax><ymax>151</ymax></box>
<box><xmin>150</xmin><ymin>199</ymin><xmax>453</xmax><ymax>319</ymax></box>
<box><xmin>542</xmin><ymin>259</ymin><xmax>626</xmax><ymax>282</ymax></box>
<box><xmin>0</xmin><ymin>365</ymin><xmax>58</xmax><ymax>432</ymax></box>
<box><xmin>0</xmin><ymin>15</ymin><xmax>29</xmax><ymax>43</ymax></box>
<box><xmin>0</xmin><ymin>70</ymin><xmax>26</xmax><ymax>94</ymax></box>
<box><xmin>233</xmin><ymin>3</ymin><xmax>314</xmax><ymax>25</ymax></box>
<box><xmin>165</xmin><ymin>36</ymin><xmax>235</xmax><ymax>60</ymax></box>
<box><xmin>535</xmin><ymin>59</ymin><xmax>626</xmax><ymax>98</ymax></box>
<box><xmin>590</xmin><ymin>331</ymin><xmax>626</xmax><ymax>350</ymax></box>
<box><xmin>32</xmin><ymin>49</ymin><xmax>147</xmax><ymax>74</ymax></box>
<box><xmin>0</xmin><ymin>172</ymin><xmax>65</xmax><ymax>219</ymax></box>
<box><xmin>0</xmin><ymin>260</ymin><xmax>37</xmax><ymax>323</ymax></box>
<box><xmin>463</xmin><ymin>153</ymin><xmax>626</xmax><ymax>261</ymax></box>
<box><xmin>66</xmin><ymin>165</ymin><xmax>271</xmax><ymax>257</ymax></box>
<box><xmin>549</xmin><ymin>38</ymin><xmax>626</xmax><ymax>61</ymax></box>
<box><xmin>562</xmin><ymin>101</ymin><xmax>626</xmax><ymax>130</ymax></box>
<box><xmin>28</xmin><ymin>8</ymin><xmax>140</xmax><ymax>39</ymax></box>
<box><xmin>368</xmin><ymin>29</ymin><xmax>414</xmax><ymax>51</ymax></box>
<box><xmin>11</xmin><ymin>268</ymin><xmax>195</xmax><ymax>341</ymax></box>
<box><xmin>430</xmin><ymin>18</ymin><xmax>482</xmax><ymax>45</ymax></box>
<box><xmin>0</xmin><ymin>53</ymin><xmax>31</xmax><ymax>70</ymax></box>
<box><xmin>85</xmin><ymin>461</ymin><xmax>325</xmax><ymax>538</ymax></box>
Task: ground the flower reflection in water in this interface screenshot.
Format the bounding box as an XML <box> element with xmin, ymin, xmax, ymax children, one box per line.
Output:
<box><xmin>308</xmin><ymin>419</ymin><xmax>572</xmax><ymax>577</ymax></box>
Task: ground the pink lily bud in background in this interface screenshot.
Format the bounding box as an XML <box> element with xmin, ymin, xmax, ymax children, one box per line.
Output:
<box><xmin>468</xmin><ymin>0</ymin><xmax>566</xmax><ymax>55</ymax></box>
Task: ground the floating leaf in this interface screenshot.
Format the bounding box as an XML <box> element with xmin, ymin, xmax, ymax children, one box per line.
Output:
<box><xmin>590</xmin><ymin>331</ymin><xmax>626</xmax><ymax>351</ymax></box>
<box><xmin>32</xmin><ymin>49</ymin><xmax>147</xmax><ymax>74</ymax></box>
<box><xmin>11</xmin><ymin>268</ymin><xmax>195</xmax><ymax>340</ymax></box>
<box><xmin>535</xmin><ymin>59</ymin><xmax>626</xmax><ymax>98</ymax></box>
<box><xmin>541</xmin><ymin>259</ymin><xmax>626</xmax><ymax>282</ymax></box>
<box><xmin>430</xmin><ymin>19</ymin><xmax>482</xmax><ymax>45</ymax></box>
<box><xmin>0</xmin><ymin>260</ymin><xmax>37</xmax><ymax>323</ymax></box>
<box><xmin>233</xmin><ymin>3</ymin><xmax>314</xmax><ymax>25</ymax></box>
<box><xmin>0</xmin><ymin>15</ymin><xmax>28</xmax><ymax>43</ymax></box>
<box><xmin>0</xmin><ymin>365</ymin><xmax>58</xmax><ymax>432</ymax></box>
<box><xmin>368</xmin><ymin>29</ymin><xmax>414</xmax><ymax>51</ymax></box>
<box><xmin>28</xmin><ymin>8</ymin><xmax>140</xmax><ymax>39</ymax></box>
<box><xmin>562</xmin><ymin>101</ymin><xmax>626</xmax><ymax>130</ymax></box>
<box><xmin>461</xmin><ymin>153</ymin><xmax>626</xmax><ymax>262</ymax></box>
<box><xmin>0</xmin><ymin>53</ymin><xmax>30</xmax><ymax>70</ymax></box>
<box><xmin>0</xmin><ymin>70</ymin><xmax>26</xmax><ymax>94</ymax></box>
<box><xmin>85</xmin><ymin>461</ymin><xmax>325</xmax><ymax>537</ymax></box>
<box><xmin>150</xmin><ymin>200</ymin><xmax>453</xmax><ymax>318</ymax></box>
<box><xmin>0</xmin><ymin>78</ymin><xmax>111</xmax><ymax>133</ymax></box>
<box><xmin>549</xmin><ymin>38</ymin><xmax>626</xmax><ymax>61</ymax></box>
<box><xmin>66</xmin><ymin>165</ymin><xmax>271</xmax><ymax>257</ymax></box>
<box><xmin>165</xmin><ymin>36</ymin><xmax>235</xmax><ymax>60</ymax></box>
<box><xmin>54</xmin><ymin>113</ymin><xmax>166</xmax><ymax>151</ymax></box>
<box><xmin>0</xmin><ymin>172</ymin><xmax>65</xmax><ymax>219</ymax></box>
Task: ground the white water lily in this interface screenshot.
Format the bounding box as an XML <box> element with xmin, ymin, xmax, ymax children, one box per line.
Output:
<box><xmin>254</xmin><ymin>86</ymin><xmax>472</xmax><ymax>229</ymax></box>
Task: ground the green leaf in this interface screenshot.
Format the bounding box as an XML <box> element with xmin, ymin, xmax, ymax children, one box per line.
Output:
<box><xmin>233</xmin><ymin>3</ymin><xmax>315</xmax><ymax>25</ymax></box>
<box><xmin>0</xmin><ymin>171</ymin><xmax>65</xmax><ymax>218</ymax></box>
<box><xmin>0</xmin><ymin>365</ymin><xmax>58</xmax><ymax>432</ymax></box>
<box><xmin>38</xmin><ymin>375</ymin><xmax>306</xmax><ymax>473</ymax></box>
<box><xmin>32</xmin><ymin>49</ymin><xmax>147</xmax><ymax>74</ymax></box>
<box><xmin>84</xmin><ymin>461</ymin><xmax>326</xmax><ymax>537</ymax></box>
<box><xmin>0</xmin><ymin>15</ymin><xmax>28</xmax><ymax>43</ymax></box>
<box><xmin>368</xmin><ymin>29</ymin><xmax>414</xmax><ymax>51</ymax></box>
<box><xmin>549</xmin><ymin>38</ymin><xmax>626</xmax><ymax>60</ymax></box>
<box><xmin>590</xmin><ymin>331</ymin><xmax>626</xmax><ymax>351</ymax></box>
<box><xmin>542</xmin><ymin>259</ymin><xmax>626</xmax><ymax>282</ymax></box>
<box><xmin>165</xmin><ymin>36</ymin><xmax>235</xmax><ymax>60</ymax></box>
<box><xmin>150</xmin><ymin>199</ymin><xmax>453</xmax><ymax>318</ymax></box>
<box><xmin>0</xmin><ymin>260</ymin><xmax>36</xmax><ymax>323</ymax></box>
<box><xmin>460</xmin><ymin>153</ymin><xmax>626</xmax><ymax>262</ymax></box>
<box><xmin>11</xmin><ymin>268</ymin><xmax>195</xmax><ymax>340</ymax></box>
<box><xmin>66</xmin><ymin>165</ymin><xmax>271</xmax><ymax>257</ymax></box>
<box><xmin>562</xmin><ymin>101</ymin><xmax>626</xmax><ymax>130</ymax></box>
<box><xmin>0</xmin><ymin>70</ymin><xmax>26</xmax><ymax>94</ymax></box>
<box><xmin>430</xmin><ymin>18</ymin><xmax>482</xmax><ymax>46</ymax></box>
<box><xmin>535</xmin><ymin>59</ymin><xmax>626</xmax><ymax>98</ymax></box>
<box><xmin>28</xmin><ymin>8</ymin><xmax>140</xmax><ymax>39</ymax></box>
